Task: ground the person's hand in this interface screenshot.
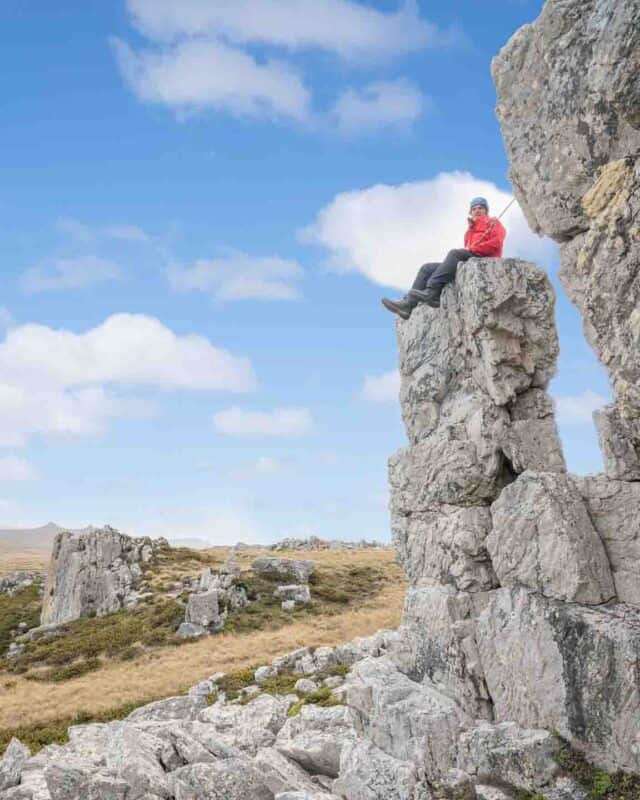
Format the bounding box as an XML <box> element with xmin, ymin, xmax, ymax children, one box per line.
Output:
<box><xmin>467</xmin><ymin>215</ymin><xmax>474</xmax><ymax>226</ymax></box>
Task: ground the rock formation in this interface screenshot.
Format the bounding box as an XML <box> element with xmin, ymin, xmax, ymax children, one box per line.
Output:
<box><xmin>492</xmin><ymin>0</ymin><xmax>640</xmax><ymax>478</ymax></box>
<box><xmin>40</xmin><ymin>526</ymin><xmax>166</xmax><ymax>626</ymax></box>
<box><xmin>3</xmin><ymin>1</ymin><xmax>640</xmax><ymax>798</ymax></box>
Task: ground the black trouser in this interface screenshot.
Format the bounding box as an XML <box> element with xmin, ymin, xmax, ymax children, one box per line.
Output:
<box><xmin>410</xmin><ymin>248</ymin><xmax>473</xmax><ymax>296</ymax></box>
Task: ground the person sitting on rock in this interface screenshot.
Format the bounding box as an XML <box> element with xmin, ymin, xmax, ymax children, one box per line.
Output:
<box><xmin>381</xmin><ymin>197</ymin><xmax>507</xmax><ymax>319</ymax></box>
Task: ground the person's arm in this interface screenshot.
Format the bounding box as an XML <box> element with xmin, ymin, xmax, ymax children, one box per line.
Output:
<box><xmin>470</xmin><ymin>219</ymin><xmax>506</xmax><ymax>257</ymax></box>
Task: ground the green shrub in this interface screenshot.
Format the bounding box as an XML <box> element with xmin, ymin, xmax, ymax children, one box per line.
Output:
<box><xmin>0</xmin><ymin>582</ymin><xmax>43</xmax><ymax>654</ymax></box>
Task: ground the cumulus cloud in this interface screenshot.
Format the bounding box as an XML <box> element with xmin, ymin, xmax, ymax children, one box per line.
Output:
<box><xmin>112</xmin><ymin>37</ymin><xmax>312</xmax><ymax>121</ymax></box>
<box><xmin>361</xmin><ymin>369</ymin><xmax>400</xmax><ymax>404</ymax></box>
<box><xmin>56</xmin><ymin>217</ymin><xmax>94</xmax><ymax>243</ymax></box>
<box><xmin>21</xmin><ymin>256</ymin><xmax>122</xmax><ymax>292</ymax></box>
<box><xmin>168</xmin><ymin>252</ymin><xmax>303</xmax><ymax>301</ymax></box>
<box><xmin>125</xmin><ymin>0</ymin><xmax>438</xmax><ymax>60</ymax></box>
<box><xmin>302</xmin><ymin>171</ymin><xmax>558</xmax><ymax>290</ymax></box>
<box><xmin>213</xmin><ymin>407</ymin><xmax>312</xmax><ymax>437</ymax></box>
<box><xmin>554</xmin><ymin>390</ymin><xmax>610</xmax><ymax>425</ymax></box>
<box><xmin>0</xmin><ymin>314</ymin><xmax>255</xmax><ymax>447</ymax></box>
<box><xmin>0</xmin><ymin>456</ymin><xmax>38</xmax><ymax>481</ymax></box>
<box><xmin>105</xmin><ymin>224</ymin><xmax>150</xmax><ymax>243</ymax></box>
<box><xmin>332</xmin><ymin>79</ymin><xmax>426</xmax><ymax>135</ymax></box>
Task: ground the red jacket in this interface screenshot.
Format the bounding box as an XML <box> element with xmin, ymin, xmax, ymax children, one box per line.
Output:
<box><xmin>464</xmin><ymin>215</ymin><xmax>506</xmax><ymax>257</ymax></box>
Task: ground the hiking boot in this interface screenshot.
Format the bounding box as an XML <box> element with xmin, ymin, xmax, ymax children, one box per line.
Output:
<box><xmin>408</xmin><ymin>287</ymin><xmax>441</xmax><ymax>308</ymax></box>
<box><xmin>381</xmin><ymin>297</ymin><xmax>414</xmax><ymax>320</ymax></box>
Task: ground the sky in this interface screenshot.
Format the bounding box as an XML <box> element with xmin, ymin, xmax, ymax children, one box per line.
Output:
<box><xmin>0</xmin><ymin>0</ymin><xmax>612</xmax><ymax>545</ymax></box>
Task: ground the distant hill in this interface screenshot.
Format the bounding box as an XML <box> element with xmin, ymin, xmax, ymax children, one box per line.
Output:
<box><xmin>0</xmin><ymin>522</ymin><xmax>93</xmax><ymax>552</ymax></box>
<box><xmin>167</xmin><ymin>537</ymin><xmax>216</xmax><ymax>550</ymax></box>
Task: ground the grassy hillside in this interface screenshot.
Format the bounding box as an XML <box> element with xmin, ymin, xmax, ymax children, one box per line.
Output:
<box><xmin>0</xmin><ymin>544</ymin><xmax>405</xmax><ymax>742</ymax></box>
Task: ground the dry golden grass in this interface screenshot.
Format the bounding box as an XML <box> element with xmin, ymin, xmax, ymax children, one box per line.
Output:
<box><xmin>0</xmin><ymin>548</ymin><xmax>405</xmax><ymax>730</ymax></box>
<box><xmin>0</xmin><ymin>549</ymin><xmax>48</xmax><ymax>574</ymax></box>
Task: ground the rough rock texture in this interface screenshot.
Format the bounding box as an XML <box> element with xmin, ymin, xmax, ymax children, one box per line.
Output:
<box><xmin>476</xmin><ymin>586</ymin><xmax>640</xmax><ymax>773</ymax></box>
<box><xmin>391</xmin><ymin>258</ymin><xmax>563</xmax><ymax>591</ymax></box>
<box><xmin>493</xmin><ymin>0</ymin><xmax>640</xmax><ymax>471</ymax></box>
<box><xmin>252</xmin><ymin>558</ymin><xmax>316</xmax><ymax>584</ymax></box>
<box><xmin>41</xmin><ymin>527</ymin><xmax>165</xmax><ymax>626</ymax></box>
<box><xmin>576</xmin><ymin>475</ymin><xmax>640</xmax><ymax>605</ymax></box>
<box><xmin>488</xmin><ymin>471</ymin><xmax>615</xmax><ymax>604</ymax></box>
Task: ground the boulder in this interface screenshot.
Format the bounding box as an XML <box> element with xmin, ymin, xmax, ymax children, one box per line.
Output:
<box><xmin>333</xmin><ymin>739</ymin><xmax>417</xmax><ymax>800</ymax></box>
<box><xmin>253</xmin><ymin>747</ymin><xmax>322</xmax><ymax>796</ymax></box>
<box><xmin>576</xmin><ymin>475</ymin><xmax>640</xmax><ymax>605</ymax></box>
<box><xmin>487</xmin><ymin>472</ymin><xmax>615</xmax><ymax>604</ymax></box>
<box><xmin>275</xmin><ymin>705</ymin><xmax>357</xmax><ymax>778</ymax></box>
<box><xmin>252</xmin><ymin>558</ymin><xmax>316</xmax><ymax>584</ymax></box>
<box><xmin>274</xmin><ymin>585</ymin><xmax>311</xmax><ymax>604</ymax></box>
<box><xmin>169</xmin><ymin>760</ymin><xmax>273</xmax><ymax>800</ymax></box>
<box><xmin>456</xmin><ymin>722</ymin><xmax>561</xmax><ymax>793</ymax></box>
<box><xmin>126</xmin><ymin>696</ymin><xmax>207</xmax><ymax>724</ymax></box>
<box><xmin>185</xmin><ymin>591</ymin><xmax>223</xmax><ymax>630</ymax></box>
<box><xmin>41</xmin><ymin>527</ymin><xmax>163</xmax><ymax>626</ymax></box>
<box><xmin>198</xmin><ymin>694</ymin><xmax>291</xmax><ymax>755</ymax></box>
<box><xmin>0</xmin><ymin>739</ymin><xmax>30</xmax><ymax>791</ymax></box>
<box><xmin>343</xmin><ymin>656</ymin><xmax>469</xmax><ymax>785</ymax></box>
<box><xmin>476</xmin><ymin>586</ymin><xmax>640</xmax><ymax>773</ymax></box>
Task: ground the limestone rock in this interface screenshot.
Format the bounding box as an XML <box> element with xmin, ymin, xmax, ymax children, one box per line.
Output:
<box><xmin>41</xmin><ymin>527</ymin><xmax>163</xmax><ymax>626</ymax></box>
<box><xmin>333</xmin><ymin>739</ymin><xmax>417</xmax><ymax>800</ymax></box>
<box><xmin>487</xmin><ymin>472</ymin><xmax>615</xmax><ymax>604</ymax></box>
<box><xmin>274</xmin><ymin>585</ymin><xmax>311</xmax><ymax>604</ymax></box>
<box><xmin>170</xmin><ymin>760</ymin><xmax>273</xmax><ymax>800</ymax></box>
<box><xmin>476</xmin><ymin>586</ymin><xmax>640</xmax><ymax>773</ymax></box>
<box><xmin>576</xmin><ymin>475</ymin><xmax>640</xmax><ymax>606</ymax></box>
<box><xmin>198</xmin><ymin>694</ymin><xmax>290</xmax><ymax>755</ymax></box>
<box><xmin>126</xmin><ymin>696</ymin><xmax>207</xmax><ymax>724</ymax></box>
<box><xmin>456</xmin><ymin>721</ymin><xmax>561</xmax><ymax>792</ymax></box>
<box><xmin>392</xmin><ymin>505</ymin><xmax>496</xmax><ymax>592</ymax></box>
<box><xmin>493</xmin><ymin>0</ymin><xmax>640</xmax><ymax>449</ymax></box>
<box><xmin>0</xmin><ymin>739</ymin><xmax>30</xmax><ymax>792</ymax></box>
<box><xmin>252</xmin><ymin>558</ymin><xmax>316</xmax><ymax>584</ymax></box>
<box><xmin>594</xmin><ymin>405</ymin><xmax>640</xmax><ymax>481</ymax></box>
<box><xmin>254</xmin><ymin>747</ymin><xmax>322</xmax><ymax>796</ymax></box>
<box><xmin>185</xmin><ymin>591</ymin><xmax>223</xmax><ymax>630</ymax></box>
<box><xmin>401</xmin><ymin>587</ymin><xmax>492</xmax><ymax>720</ymax></box>
<box><xmin>275</xmin><ymin>705</ymin><xmax>357</xmax><ymax>778</ymax></box>
<box><xmin>492</xmin><ymin>0</ymin><xmax>640</xmax><ymax>240</ymax></box>
<box><xmin>176</xmin><ymin>622</ymin><xmax>206</xmax><ymax>639</ymax></box>
<box><xmin>343</xmin><ymin>656</ymin><xmax>469</xmax><ymax>785</ymax></box>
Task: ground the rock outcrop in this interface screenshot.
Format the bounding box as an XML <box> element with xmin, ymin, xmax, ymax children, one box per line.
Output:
<box><xmin>40</xmin><ymin>526</ymin><xmax>166</xmax><ymax>626</ymax></box>
<box><xmin>493</xmin><ymin>0</ymin><xmax>640</xmax><ymax>477</ymax></box>
<box><xmin>4</xmin><ymin>2</ymin><xmax>640</xmax><ymax>798</ymax></box>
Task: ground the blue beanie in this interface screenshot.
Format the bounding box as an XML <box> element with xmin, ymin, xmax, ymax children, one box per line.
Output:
<box><xmin>470</xmin><ymin>196</ymin><xmax>489</xmax><ymax>211</ymax></box>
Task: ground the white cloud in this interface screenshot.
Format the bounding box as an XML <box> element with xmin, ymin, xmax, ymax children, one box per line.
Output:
<box><xmin>362</xmin><ymin>369</ymin><xmax>400</xmax><ymax>404</ymax></box>
<box><xmin>302</xmin><ymin>171</ymin><xmax>558</xmax><ymax>290</ymax></box>
<box><xmin>105</xmin><ymin>224</ymin><xmax>150</xmax><ymax>243</ymax></box>
<box><xmin>112</xmin><ymin>37</ymin><xmax>312</xmax><ymax>121</ymax></box>
<box><xmin>332</xmin><ymin>79</ymin><xmax>426</xmax><ymax>135</ymax></box>
<box><xmin>168</xmin><ymin>252</ymin><xmax>303</xmax><ymax>301</ymax></box>
<box><xmin>0</xmin><ymin>456</ymin><xmax>38</xmax><ymax>481</ymax></box>
<box><xmin>21</xmin><ymin>256</ymin><xmax>122</xmax><ymax>292</ymax></box>
<box><xmin>554</xmin><ymin>390</ymin><xmax>609</xmax><ymax>425</ymax></box>
<box><xmin>56</xmin><ymin>217</ymin><xmax>94</xmax><ymax>243</ymax></box>
<box><xmin>255</xmin><ymin>456</ymin><xmax>285</xmax><ymax>473</ymax></box>
<box><xmin>213</xmin><ymin>407</ymin><xmax>312</xmax><ymax>438</ymax></box>
<box><xmin>0</xmin><ymin>308</ymin><xmax>14</xmax><ymax>331</ymax></box>
<box><xmin>0</xmin><ymin>314</ymin><xmax>255</xmax><ymax>447</ymax></box>
<box><xmin>125</xmin><ymin>0</ymin><xmax>438</xmax><ymax>60</ymax></box>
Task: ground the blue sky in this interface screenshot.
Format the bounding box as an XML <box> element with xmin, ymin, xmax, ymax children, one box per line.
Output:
<box><xmin>0</xmin><ymin>1</ymin><xmax>611</xmax><ymax>544</ymax></box>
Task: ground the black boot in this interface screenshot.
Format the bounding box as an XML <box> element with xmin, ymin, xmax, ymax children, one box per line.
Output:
<box><xmin>381</xmin><ymin>297</ymin><xmax>415</xmax><ymax>320</ymax></box>
<box><xmin>408</xmin><ymin>287</ymin><xmax>441</xmax><ymax>308</ymax></box>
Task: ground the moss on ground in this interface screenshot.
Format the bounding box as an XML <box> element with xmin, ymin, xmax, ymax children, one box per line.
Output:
<box><xmin>224</xmin><ymin>562</ymin><xmax>395</xmax><ymax>636</ymax></box>
<box><xmin>212</xmin><ymin>660</ymin><xmax>350</xmax><ymax>710</ymax></box>
<box><xmin>4</xmin><ymin>597</ymin><xmax>186</xmax><ymax>680</ymax></box>
<box><xmin>0</xmin><ymin>582</ymin><xmax>43</xmax><ymax>654</ymax></box>
<box><xmin>554</xmin><ymin>742</ymin><xmax>640</xmax><ymax>800</ymax></box>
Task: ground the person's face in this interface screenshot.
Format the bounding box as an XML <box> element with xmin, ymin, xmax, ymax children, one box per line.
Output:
<box><xmin>470</xmin><ymin>205</ymin><xmax>487</xmax><ymax>219</ymax></box>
